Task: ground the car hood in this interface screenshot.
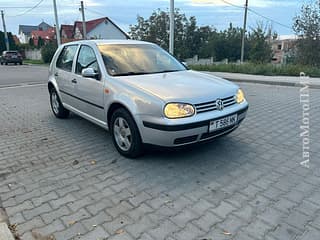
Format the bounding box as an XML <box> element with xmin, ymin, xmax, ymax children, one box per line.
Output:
<box><xmin>116</xmin><ymin>70</ymin><xmax>238</xmax><ymax>103</ymax></box>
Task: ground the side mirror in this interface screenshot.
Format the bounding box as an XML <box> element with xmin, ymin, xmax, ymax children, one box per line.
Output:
<box><xmin>82</xmin><ymin>68</ymin><xmax>99</xmax><ymax>79</ymax></box>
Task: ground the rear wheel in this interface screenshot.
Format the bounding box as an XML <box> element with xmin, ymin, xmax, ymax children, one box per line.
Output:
<box><xmin>49</xmin><ymin>88</ymin><xmax>69</xmax><ymax>118</ymax></box>
<box><xmin>110</xmin><ymin>108</ymin><xmax>144</xmax><ymax>158</ymax></box>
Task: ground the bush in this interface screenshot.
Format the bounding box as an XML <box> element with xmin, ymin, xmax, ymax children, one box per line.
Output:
<box><xmin>190</xmin><ymin>63</ymin><xmax>320</xmax><ymax>77</ymax></box>
<box><xmin>41</xmin><ymin>43</ymin><xmax>57</xmax><ymax>63</ymax></box>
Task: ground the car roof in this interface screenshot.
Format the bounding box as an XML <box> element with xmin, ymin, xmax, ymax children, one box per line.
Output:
<box><xmin>62</xmin><ymin>39</ymin><xmax>154</xmax><ymax>47</ymax></box>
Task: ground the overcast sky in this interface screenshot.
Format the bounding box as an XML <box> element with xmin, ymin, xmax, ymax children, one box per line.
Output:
<box><xmin>0</xmin><ymin>0</ymin><xmax>305</xmax><ymax>36</ymax></box>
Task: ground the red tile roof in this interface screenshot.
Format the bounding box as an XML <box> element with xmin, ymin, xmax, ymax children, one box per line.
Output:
<box><xmin>74</xmin><ymin>17</ymin><xmax>106</xmax><ymax>36</ymax></box>
<box><xmin>31</xmin><ymin>27</ymin><xmax>55</xmax><ymax>40</ymax></box>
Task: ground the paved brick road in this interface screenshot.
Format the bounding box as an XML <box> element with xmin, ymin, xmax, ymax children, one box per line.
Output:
<box><xmin>0</xmin><ymin>83</ymin><xmax>319</xmax><ymax>240</ymax></box>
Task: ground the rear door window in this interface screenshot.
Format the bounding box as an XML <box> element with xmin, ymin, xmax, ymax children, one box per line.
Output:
<box><xmin>56</xmin><ymin>45</ymin><xmax>78</xmax><ymax>72</ymax></box>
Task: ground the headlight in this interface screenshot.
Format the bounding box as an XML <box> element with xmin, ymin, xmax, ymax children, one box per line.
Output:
<box><xmin>236</xmin><ymin>89</ymin><xmax>245</xmax><ymax>104</ymax></box>
<box><xmin>164</xmin><ymin>103</ymin><xmax>195</xmax><ymax>119</ymax></box>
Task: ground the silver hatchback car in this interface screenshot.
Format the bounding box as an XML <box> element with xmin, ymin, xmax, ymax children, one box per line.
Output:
<box><xmin>48</xmin><ymin>40</ymin><xmax>248</xmax><ymax>157</ymax></box>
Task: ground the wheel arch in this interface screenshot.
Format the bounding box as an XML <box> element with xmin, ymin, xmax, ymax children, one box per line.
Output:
<box><xmin>107</xmin><ymin>102</ymin><xmax>135</xmax><ymax>128</ymax></box>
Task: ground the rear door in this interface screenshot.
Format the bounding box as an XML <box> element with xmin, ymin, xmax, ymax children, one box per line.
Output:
<box><xmin>73</xmin><ymin>44</ymin><xmax>105</xmax><ymax>121</ymax></box>
<box><xmin>55</xmin><ymin>45</ymin><xmax>79</xmax><ymax>107</ymax></box>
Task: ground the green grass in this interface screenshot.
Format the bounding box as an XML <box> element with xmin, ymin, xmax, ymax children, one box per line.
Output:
<box><xmin>190</xmin><ymin>63</ymin><xmax>320</xmax><ymax>78</ymax></box>
<box><xmin>23</xmin><ymin>59</ymin><xmax>47</xmax><ymax>65</ymax></box>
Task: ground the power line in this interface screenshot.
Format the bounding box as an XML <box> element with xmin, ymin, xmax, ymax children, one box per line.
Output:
<box><xmin>8</xmin><ymin>0</ymin><xmax>45</xmax><ymax>17</ymax></box>
<box><xmin>217</xmin><ymin>0</ymin><xmax>292</xmax><ymax>30</ymax></box>
<box><xmin>247</xmin><ymin>8</ymin><xmax>292</xmax><ymax>30</ymax></box>
<box><xmin>220</xmin><ymin>0</ymin><xmax>244</xmax><ymax>9</ymax></box>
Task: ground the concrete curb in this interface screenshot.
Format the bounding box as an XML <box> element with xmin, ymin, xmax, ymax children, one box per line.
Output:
<box><xmin>202</xmin><ymin>71</ymin><xmax>320</xmax><ymax>89</ymax></box>
<box><xmin>0</xmin><ymin>223</ymin><xmax>15</xmax><ymax>240</ymax></box>
<box><xmin>222</xmin><ymin>77</ymin><xmax>320</xmax><ymax>89</ymax></box>
<box><xmin>0</xmin><ymin>208</ymin><xmax>15</xmax><ymax>240</ymax></box>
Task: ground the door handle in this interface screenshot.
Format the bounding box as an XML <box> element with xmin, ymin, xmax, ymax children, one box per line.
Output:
<box><xmin>71</xmin><ymin>79</ymin><xmax>77</xmax><ymax>84</ymax></box>
<box><xmin>54</xmin><ymin>72</ymin><xmax>59</xmax><ymax>77</ymax></box>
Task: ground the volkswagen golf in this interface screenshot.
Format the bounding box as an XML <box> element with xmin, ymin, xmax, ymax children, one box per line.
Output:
<box><xmin>48</xmin><ymin>40</ymin><xmax>248</xmax><ymax>158</ymax></box>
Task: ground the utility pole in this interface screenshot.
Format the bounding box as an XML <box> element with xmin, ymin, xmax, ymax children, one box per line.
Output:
<box><xmin>80</xmin><ymin>1</ymin><xmax>87</xmax><ymax>40</ymax></box>
<box><xmin>1</xmin><ymin>10</ymin><xmax>9</xmax><ymax>51</ymax></box>
<box><xmin>169</xmin><ymin>0</ymin><xmax>174</xmax><ymax>54</ymax></box>
<box><xmin>240</xmin><ymin>0</ymin><xmax>248</xmax><ymax>63</ymax></box>
<box><xmin>53</xmin><ymin>0</ymin><xmax>61</xmax><ymax>46</ymax></box>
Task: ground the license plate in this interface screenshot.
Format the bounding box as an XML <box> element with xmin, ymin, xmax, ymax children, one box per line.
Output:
<box><xmin>209</xmin><ymin>114</ymin><xmax>237</xmax><ymax>132</ymax></box>
<box><xmin>12</xmin><ymin>55</ymin><xmax>17</xmax><ymax>58</ymax></box>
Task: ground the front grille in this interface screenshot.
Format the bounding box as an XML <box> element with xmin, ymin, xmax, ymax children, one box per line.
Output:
<box><xmin>195</xmin><ymin>96</ymin><xmax>236</xmax><ymax>114</ymax></box>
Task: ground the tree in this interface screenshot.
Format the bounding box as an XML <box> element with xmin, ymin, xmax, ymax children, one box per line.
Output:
<box><xmin>41</xmin><ymin>42</ymin><xmax>57</xmax><ymax>63</ymax></box>
<box><xmin>248</xmin><ymin>24</ymin><xmax>272</xmax><ymax>63</ymax></box>
<box><xmin>37</xmin><ymin>37</ymin><xmax>45</xmax><ymax>48</ymax></box>
<box><xmin>0</xmin><ymin>31</ymin><xmax>17</xmax><ymax>52</ymax></box>
<box><xmin>129</xmin><ymin>9</ymin><xmax>200</xmax><ymax>59</ymax></box>
<box><xmin>29</xmin><ymin>38</ymin><xmax>35</xmax><ymax>47</ymax></box>
<box><xmin>293</xmin><ymin>0</ymin><xmax>320</xmax><ymax>66</ymax></box>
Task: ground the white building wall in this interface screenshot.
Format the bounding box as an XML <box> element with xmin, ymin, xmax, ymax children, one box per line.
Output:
<box><xmin>18</xmin><ymin>32</ymin><xmax>29</xmax><ymax>44</ymax></box>
<box><xmin>87</xmin><ymin>21</ymin><xmax>127</xmax><ymax>40</ymax></box>
<box><xmin>25</xmin><ymin>49</ymin><xmax>42</xmax><ymax>60</ymax></box>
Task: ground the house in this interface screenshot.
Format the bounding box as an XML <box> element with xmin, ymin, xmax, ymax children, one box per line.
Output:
<box><xmin>62</xmin><ymin>17</ymin><xmax>129</xmax><ymax>42</ymax></box>
<box><xmin>271</xmin><ymin>35</ymin><xmax>297</xmax><ymax>64</ymax></box>
<box><xmin>18</xmin><ymin>21</ymin><xmax>52</xmax><ymax>44</ymax></box>
<box><xmin>31</xmin><ymin>27</ymin><xmax>56</xmax><ymax>46</ymax></box>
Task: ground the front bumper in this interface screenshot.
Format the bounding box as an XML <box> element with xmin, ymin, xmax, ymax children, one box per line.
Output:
<box><xmin>137</xmin><ymin>103</ymin><xmax>249</xmax><ymax>147</ymax></box>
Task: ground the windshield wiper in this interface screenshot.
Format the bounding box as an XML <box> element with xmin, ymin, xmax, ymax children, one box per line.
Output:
<box><xmin>112</xmin><ymin>72</ymin><xmax>148</xmax><ymax>76</ymax></box>
<box><xmin>151</xmin><ymin>69</ymin><xmax>184</xmax><ymax>74</ymax></box>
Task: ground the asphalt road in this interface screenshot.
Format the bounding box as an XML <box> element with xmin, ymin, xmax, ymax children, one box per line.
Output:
<box><xmin>0</xmin><ymin>64</ymin><xmax>48</xmax><ymax>87</ymax></box>
<box><xmin>0</xmin><ymin>67</ymin><xmax>320</xmax><ymax>240</ymax></box>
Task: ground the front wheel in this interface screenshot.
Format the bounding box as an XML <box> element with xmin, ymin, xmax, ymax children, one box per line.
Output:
<box><xmin>49</xmin><ymin>88</ymin><xmax>70</xmax><ymax>118</ymax></box>
<box><xmin>110</xmin><ymin>108</ymin><xmax>144</xmax><ymax>158</ymax></box>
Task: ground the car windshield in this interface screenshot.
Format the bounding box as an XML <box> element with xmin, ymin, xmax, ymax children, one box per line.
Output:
<box><xmin>98</xmin><ymin>44</ymin><xmax>186</xmax><ymax>76</ymax></box>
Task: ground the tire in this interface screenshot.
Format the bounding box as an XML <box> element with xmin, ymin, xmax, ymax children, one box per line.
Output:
<box><xmin>14</xmin><ymin>63</ymin><xmax>17</xmax><ymax>65</ymax></box>
<box><xmin>49</xmin><ymin>88</ymin><xmax>70</xmax><ymax>118</ymax></box>
<box><xmin>19</xmin><ymin>62</ymin><xmax>23</xmax><ymax>65</ymax></box>
<box><xmin>5</xmin><ymin>62</ymin><xmax>8</xmax><ymax>65</ymax></box>
<box><xmin>110</xmin><ymin>108</ymin><xmax>144</xmax><ymax>158</ymax></box>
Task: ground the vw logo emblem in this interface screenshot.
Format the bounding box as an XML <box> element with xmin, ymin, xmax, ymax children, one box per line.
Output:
<box><xmin>216</xmin><ymin>99</ymin><xmax>224</xmax><ymax>111</ymax></box>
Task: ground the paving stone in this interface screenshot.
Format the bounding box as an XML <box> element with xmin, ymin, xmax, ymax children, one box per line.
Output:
<box><xmin>41</xmin><ymin>206</ymin><xmax>71</xmax><ymax>225</ymax></box>
<box><xmin>192</xmin><ymin>211</ymin><xmax>222</xmax><ymax>232</ymax></box>
<box><xmin>125</xmin><ymin>215</ymin><xmax>156</xmax><ymax>239</ymax></box>
<box><xmin>22</xmin><ymin>203</ymin><xmax>52</xmax><ymax>221</ymax></box>
<box><xmin>269</xmin><ymin>223</ymin><xmax>302</xmax><ymax>240</ymax></box>
<box><xmin>34</xmin><ymin>219</ymin><xmax>65</xmax><ymax>236</ymax></box>
<box><xmin>54</xmin><ymin>222</ymin><xmax>88</xmax><ymax>240</ymax></box>
<box><xmin>1</xmin><ymin>83</ymin><xmax>320</xmax><ymax>239</ymax></box>
<box><xmin>285</xmin><ymin>211</ymin><xmax>313</xmax><ymax>231</ymax></box>
<box><xmin>171</xmin><ymin>209</ymin><xmax>199</xmax><ymax>228</ymax></box>
<box><xmin>210</xmin><ymin>201</ymin><xmax>236</xmax><ymax>219</ymax></box>
<box><xmin>80</xmin><ymin>226</ymin><xmax>110</xmax><ymax>240</ymax></box>
<box><xmin>60</xmin><ymin>208</ymin><xmax>91</xmax><ymax>226</ymax></box>
<box><xmin>172</xmin><ymin>223</ymin><xmax>205</xmax><ymax>240</ymax></box>
<box><xmin>148</xmin><ymin>220</ymin><xmax>178</xmax><ymax>239</ymax></box>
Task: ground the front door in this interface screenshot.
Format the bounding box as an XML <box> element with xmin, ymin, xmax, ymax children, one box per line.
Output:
<box><xmin>73</xmin><ymin>45</ymin><xmax>105</xmax><ymax>121</ymax></box>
